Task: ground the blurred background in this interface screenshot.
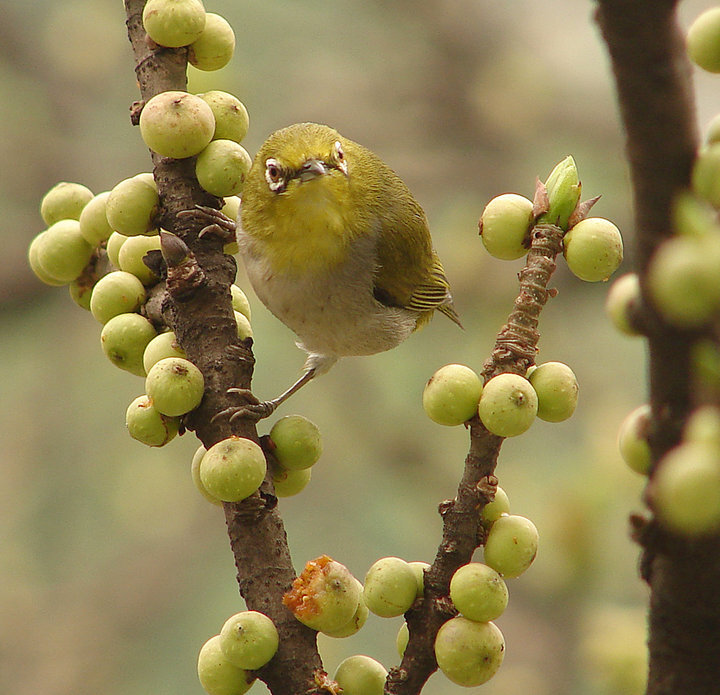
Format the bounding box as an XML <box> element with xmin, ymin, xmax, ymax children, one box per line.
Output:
<box><xmin>3</xmin><ymin>1</ymin><xmax>720</xmax><ymax>693</ymax></box>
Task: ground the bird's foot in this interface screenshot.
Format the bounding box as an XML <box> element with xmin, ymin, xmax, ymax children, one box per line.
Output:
<box><xmin>212</xmin><ymin>387</ymin><xmax>278</xmax><ymax>423</ymax></box>
<box><xmin>178</xmin><ymin>205</ymin><xmax>238</xmax><ymax>243</ymax></box>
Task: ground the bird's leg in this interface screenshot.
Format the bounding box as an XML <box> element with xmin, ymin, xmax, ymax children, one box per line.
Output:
<box><xmin>177</xmin><ymin>205</ymin><xmax>238</xmax><ymax>243</ymax></box>
<box><xmin>213</xmin><ymin>368</ymin><xmax>318</xmax><ymax>423</ymax></box>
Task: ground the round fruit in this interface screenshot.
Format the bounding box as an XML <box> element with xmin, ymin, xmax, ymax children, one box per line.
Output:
<box><xmin>333</xmin><ymin>655</ymin><xmax>387</xmax><ymax>695</ymax></box>
<box><xmin>684</xmin><ymin>406</ymin><xmax>720</xmax><ymax>449</ymax></box>
<box><xmin>617</xmin><ymin>404</ymin><xmax>652</xmax><ymax>475</ymax></box>
<box><xmin>89</xmin><ymin>270</ymin><xmax>146</xmax><ymax>324</ymax></box>
<box><xmin>528</xmin><ymin>361</ymin><xmax>579</xmax><ymax>423</ymax></box>
<box><xmin>449</xmin><ymin>563</ymin><xmax>508</xmax><ymax>622</ymax></box>
<box><xmin>481</xmin><ymin>485</ymin><xmax>510</xmax><ymax>524</ymax></box>
<box><xmin>28</xmin><ymin>233</ymin><xmax>65</xmax><ymax>286</ymax></box>
<box><xmin>145</xmin><ymin>356</ymin><xmax>204</xmax><ymax>416</ymax></box>
<box><xmin>687</xmin><ymin>8</ymin><xmax>720</xmax><ymax>73</ymax></box>
<box><xmin>142</xmin><ymin>0</ymin><xmax>206</xmax><ymax>48</ymax></box>
<box><xmin>478</xmin><ymin>372</ymin><xmax>538</xmax><ymax>437</ymax></box>
<box><xmin>40</xmin><ymin>181</ymin><xmax>93</xmax><ymax>225</ymax></box>
<box><xmin>125</xmin><ymin>394</ymin><xmax>180</xmax><ymax>446</ymax></box>
<box><xmin>143</xmin><ymin>331</ymin><xmax>186</xmax><ymax>373</ymax></box>
<box><xmin>479</xmin><ymin>193</ymin><xmax>534</xmax><ymax>260</ymax></box>
<box><xmin>605</xmin><ymin>273</ymin><xmax>641</xmax><ymax>336</ymax></box>
<box><xmin>219</xmin><ymin>611</ymin><xmax>279</xmax><ymax>670</ymax></box>
<box><xmin>197</xmin><ymin>634</ymin><xmax>253</xmax><ymax>695</ymax></box>
<box><xmin>199</xmin><ymin>436</ymin><xmax>266</xmax><ymax>503</ymax></box>
<box><xmin>269</xmin><ymin>415</ymin><xmax>322</xmax><ymax>471</ymax></box>
<box><xmin>196</xmin><ymin>139</ymin><xmax>252</xmax><ymax>197</ymax></box>
<box><xmin>647</xmin><ymin>235</ymin><xmax>720</xmax><ymax>328</ymax></box>
<box><xmin>139</xmin><ymin>91</ymin><xmax>215</xmax><ymax>159</ymax></box>
<box><xmin>434</xmin><ymin>617</ymin><xmax>505</xmax><ymax>687</ymax></box>
<box><xmin>321</xmin><ymin>579</ymin><xmax>368</xmax><ymax>638</ymax></box>
<box><xmin>34</xmin><ymin>219</ymin><xmax>93</xmax><ymax>283</ymax></box>
<box><xmin>69</xmin><ymin>278</ymin><xmax>93</xmax><ymax>310</ymax></box>
<box><xmin>363</xmin><ymin>556</ymin><xmax>417</xmax><ymax>618</ymax></box>
<box><xmin>188</xmin><ymin>13</ymin><xmax>235</xmax><ymax>71</ymax></box>
<box><xmin>563</xmin><ymin>217</ymin><xmax>623</xmax><ymax>282</ymax></box>
<box><xmin>106</xmin><ymin>175</ymin><xmax>159</xmax><ymax>237</ymax></box>
<box><xmin>101</xmin><ymin>312</ymin><xmax>157</xmax><ymax>376</ymax></box>
<box><xmin>653</xmin><ymin>442</ymin><xmax>720</xmax><ymax>535</ymax></box>
<box><xmin>234</xmin><ymin>311</ymin><xmax>253</xmax><ymax>340</ymax></box>
<box><xmin>198</xmin><ymin>91</ymin><xmax>250</xmax><ymax>143</ymax></box>
<box><xmin>106</xmin><ymin>232</ymin><xmax>129</xmax><ymax>268</ymax></box>
<box><xmin>191</xmin><ymin>445</ymin><xmax>222</xmax><ymax>506</ymax></box>
<box><xmin>270</xmin><ymin>465</ymin><xmax>312</xmax><ymax>497</ymax></box>
<box><xmin>422</xmin><ymin>363</ymin><xmax>483</xmax><ymax>426</ymax></box>
<box><xmin>283</xmin><ymin>555</ymin><xmax>361</xmax><ymax>633</ymax></box>
<box><xmin>230</xmin><ymin>284</ymin><xmax>251</xmax><ymax>320</ymax></box>
<box><xmin>483</xmin><ymin>514</ymin><xmax>539</xmax><ymax>578</ymax></box>
<box><xmin>692</xmin><ymin>144</ymin><xmax>720</xmax><ymax>207</ymax></box>
<box><xmin>79</xmin><ymin>191</ymin><xmax>114</xmax><ymax>245</ymax></box>
<box><xmin>408</xmin><ymin>561</ymin><xmax>430</xmax><ymax>598</ymax></box>
<box><xmin>396</xmin><ymin>622</ymin><xmax>410</xmax><ymax>657</ymax></box>
<box><xmin>118</xmin><ymin>234</ymin><xmax>162</xmax><ymax>284</ymax></box>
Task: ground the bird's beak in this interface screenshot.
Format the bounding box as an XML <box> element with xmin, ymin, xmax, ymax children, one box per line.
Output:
<box><xmin>299</xmin><ymin>158</ymin><xmax>327</xmax><ymax>182</ymax></box>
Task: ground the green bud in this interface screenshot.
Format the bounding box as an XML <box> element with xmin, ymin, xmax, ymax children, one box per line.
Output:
<box><xmin>540</xmin><ymin>155</ymin><xmax>581</xmax><ymax>229</ymax></box>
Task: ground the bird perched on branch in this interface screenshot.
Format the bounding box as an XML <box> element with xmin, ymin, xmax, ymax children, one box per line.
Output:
<box><xmin>209</xmin><ymin>122</ymin><xmax>461</xmax><ymax>419</ymax></box>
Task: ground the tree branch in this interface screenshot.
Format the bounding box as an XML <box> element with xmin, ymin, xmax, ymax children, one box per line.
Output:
<box><xmin>123</xmin><ymin>3</ymin><xmax>324</xmax><ymax>693</ymax></box>
<box><xmin>387</xmin><ymin>223</ymin><xmax>565</xmax><ymax>694</ymax></box>
<box><xmin>595</xmin><ymin>2</ymin><xmax>720</xmax><ymax>694</ymax></box>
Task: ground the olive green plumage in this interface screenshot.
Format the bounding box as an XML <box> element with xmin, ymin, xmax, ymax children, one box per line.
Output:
<box><xmin>238</xmin><ymin>122</ymin><xmax>460</xmax><ymax>389</ymax></box>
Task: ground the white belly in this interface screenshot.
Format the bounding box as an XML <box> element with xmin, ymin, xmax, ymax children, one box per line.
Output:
<box><xmin>239</xmin><ymin>233</ymin><xmax>418</xmax><ymax>370</ymax></box>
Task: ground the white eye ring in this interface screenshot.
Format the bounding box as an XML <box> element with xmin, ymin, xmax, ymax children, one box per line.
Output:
<box><xmin>265</xmin><ymin>158</ymin><xmax>285</xmax><ymax>191</ymax></box>
<box><xmin>334</xmin><ymin>141</ymin><xmax>348</xmax><ymax>175</ymax></box>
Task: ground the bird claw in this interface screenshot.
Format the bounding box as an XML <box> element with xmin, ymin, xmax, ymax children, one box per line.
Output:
<box><xmin>211</xmin><ymin>387</ymin><xmax>278</xmax><ymax>423</ymax></box>
<box><xmin>178</xmin><ymin>205</ymin><xmax>238</xmax><ymax>242</ymax></box>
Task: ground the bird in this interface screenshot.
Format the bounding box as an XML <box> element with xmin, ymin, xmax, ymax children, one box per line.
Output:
<box><xmin>217</xmin><ymin>122</ymin><xmax>461</xmax><ymax>419</ymax></box>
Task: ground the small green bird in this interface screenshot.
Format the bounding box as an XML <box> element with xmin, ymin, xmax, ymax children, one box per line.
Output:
<box><xmin>228</xmin><ymin>122</ymin><xmax>461</xmax><ymax>417</ymax></box>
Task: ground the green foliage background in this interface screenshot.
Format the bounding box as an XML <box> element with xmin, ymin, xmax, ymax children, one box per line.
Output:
<box><xmin>2</xmin><ymin>1</ymin><xmax>720</xmax><ymax>693</ymax></box>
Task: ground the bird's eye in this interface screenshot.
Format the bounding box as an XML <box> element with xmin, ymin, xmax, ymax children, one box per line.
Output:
<box><xmin>265</xmin><ymin>158</ymin><xmax>286</xmax><ymax>191</ymax></box>
<box><xmin>334</xmin><ymin>141</ymin><xmax>348</xmax><ymax>175</ymax></box>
